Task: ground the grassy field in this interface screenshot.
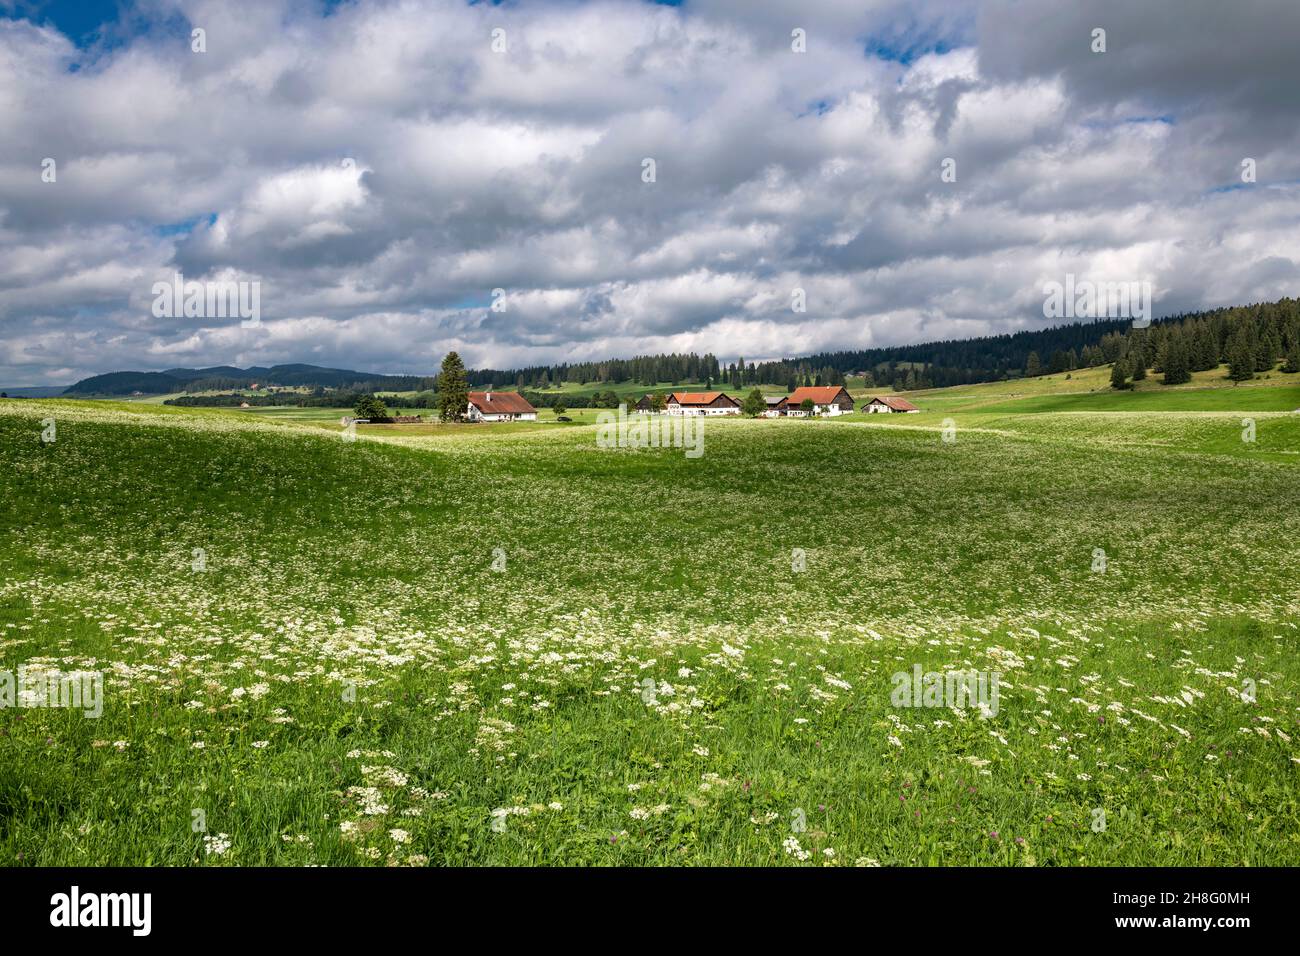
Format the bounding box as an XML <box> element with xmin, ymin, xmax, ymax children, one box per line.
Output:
<box><xmin>1</xmin><ymin>383</ymin><xmax>1298</xmax><ymax>866</ymax></box>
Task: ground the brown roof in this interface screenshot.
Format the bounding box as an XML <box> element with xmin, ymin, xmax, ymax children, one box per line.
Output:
<box><xmin>669</xmin><ymin>391</ymin><xmax>738</xmax><ymax>407</ymax></box>
<box><xmin>468</xmin><ymin>391</ymin><xmax>537</xmax><ymax>415</ymax></box>
<box><xmin>788</xmin><ymin>386</ymin><xmax>852</xmax><ymax>405</ymax></box>
<box><xmin>868</xmin><ymin>395</ymin><xmax>919</xmax><ymax>411</ymax></box>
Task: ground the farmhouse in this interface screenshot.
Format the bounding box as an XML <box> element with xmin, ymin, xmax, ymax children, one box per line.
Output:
<box><xmin>466</xmin><ymin>391</ymin><xmax>538</xmax><ymax>422</ymax></box>
<box><xmin>762</xmin><ymin>395</ymin><xmax>788</xmax><ymax>417</ymax></box>
<box><xmin>664</xmin><ymin>391</ymin><xmax>741</xmax><ymax>416</ymax></box>
<box><xmin>863</xmin><ymin>396</ymin><xmax>920</xmax><ymax>414</ymax></box>
<box><xmin>784</xmin><ymin>385</ymin><xmax>856</xmax><ymax>417</ymax></box>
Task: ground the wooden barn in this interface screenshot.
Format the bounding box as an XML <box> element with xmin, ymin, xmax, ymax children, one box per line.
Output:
<box><xmin>784</xmin><ymin>385</ymin><xmax>856</xmax><ymax>417</ymax></box>
<box><xmin>863</xmin><ymin>396</ymin><xmax>920</xmax><ymax>414</ymax></box>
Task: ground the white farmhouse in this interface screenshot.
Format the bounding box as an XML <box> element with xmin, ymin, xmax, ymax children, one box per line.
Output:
<box><xmin>466</xmin><ymin>391</ymin><xmax>538</xmax><ymax>422</ymax></box>
<box><xmin>863</xmin><ymin>396</ymin><xmax>920</xmax><ymax>414</ymax></box>
<box><xmin>784</xmin><ymin>385</ymin><xmax>856</xmax><ymax>417</ymax></box>
<box><xmin>664</xmin><ymin>391</ymin><xmax>741</xmax><ymax>416</ymax></box>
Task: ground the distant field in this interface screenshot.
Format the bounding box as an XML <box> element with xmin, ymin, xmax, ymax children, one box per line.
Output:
<box><xmin>240</xmin><ymin>404</ymin><xmax>609</xmax><ymax>432</ymax></box>
<box><xmin>2</xmin><ymin>390</ymin><xmax>1297</xmax><ymax>867</ymax></box>
<box><xmin>972</xmin><ymin>384</ymin><xmax>1300</xmax><ymax>414</ymax></box>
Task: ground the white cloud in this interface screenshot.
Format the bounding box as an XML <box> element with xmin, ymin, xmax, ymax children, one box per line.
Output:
<box><xmin>0</xmin><ymin>0</ymin><xmax>1297</xmax><ymax>385</ymax></box>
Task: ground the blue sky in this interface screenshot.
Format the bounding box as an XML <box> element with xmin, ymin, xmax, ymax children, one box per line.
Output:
<box><xmin>4</xmin><ymin>0</ymin><xmax>123</xmax><ymax>45</ymax></box>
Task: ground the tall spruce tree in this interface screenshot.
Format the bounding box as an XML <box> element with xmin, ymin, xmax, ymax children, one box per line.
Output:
<box><xmin>1162</xmin><ymin>330</ymin><xmax>1190</xmax><ymax>385</ymax></box>
<box><xmin>1109</xmin><ymin>359</ymin><xmax>1130</xmax><ymax>390</ymax></box>
<box><xmin>1131</xmin><ymin>338</ymin><xmax>1148</xmax><ymax>380</ymax></box>
<box><xmin>1228</xmin><ymin>335</ymin><xmax>1256</xmax><ymax>384</ymax></box>
<box><xmin>1283</xmin><ymin>342</ymin><xmax>1300</xmax><ymax>374</ymax></box>
<box><xmin>437</xmin><ymin>351</ymin><xmax>469</xmax><ymax>421</ymax></box>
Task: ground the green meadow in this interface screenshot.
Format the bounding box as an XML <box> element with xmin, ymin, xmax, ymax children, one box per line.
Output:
<box><xmin>1</xmin><ymin>373</ymin><xmax>1298</xmax><ymax>866</ymax></box>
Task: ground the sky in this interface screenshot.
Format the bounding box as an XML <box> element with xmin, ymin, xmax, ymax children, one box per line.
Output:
<box><xmin>1</xmin><ymin>0</ymin><xmax>1298</xmax><ymax>385</ymax></box>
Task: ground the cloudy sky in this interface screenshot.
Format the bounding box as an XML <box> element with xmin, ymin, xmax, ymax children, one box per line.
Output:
<box><xmin>1</xmin><ymin>0</ymin><xmax>1298</xmax><ymax>385</ymax></box>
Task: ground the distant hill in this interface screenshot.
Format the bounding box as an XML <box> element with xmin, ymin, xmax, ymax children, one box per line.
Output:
<box><xmin>0</xmin><ymin>386</ymin><xmax>68</xmax><ymax>398</ymax></box>
<box><xmin>62</xmin><ymin>371</ymin><xmax>186</xmax><ymax>396</ymax></box>
<box><xmin>63</xmin><ymin>364</ymin><xmax>435</xmax><ymax>396</ymax></box>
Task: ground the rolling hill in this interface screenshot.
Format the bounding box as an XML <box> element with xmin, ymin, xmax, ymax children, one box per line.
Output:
<box><xmin>62</xmin><ymin>364</ymin><xmax>435</xmax><ymax>396</ymax></box>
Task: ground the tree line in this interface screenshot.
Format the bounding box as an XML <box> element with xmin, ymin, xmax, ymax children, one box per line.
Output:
<box><xmin>1057</xmin><ymin>298</ymin><xmax>1300</xmax><ymax>389</ymax></box>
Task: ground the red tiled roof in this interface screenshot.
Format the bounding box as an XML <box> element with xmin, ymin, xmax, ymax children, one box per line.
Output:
<box><xmin>787</xmin><ymin>386</ymin><xmax>851</xmax><ymax>405</ymax></box>
<box><xmin>868</xmin><ymin>395</ymin><xmax>919</xmax><ymax>411</ymax></box>
<box><xmin>669</xmin><ymin>391</ymin><xmax>738</xmax><ymax>406</ymax></box>
<box><xmin>468</xmin><ymin>391</ymin><xmax>537</xmax><ymax>415</ymax></box>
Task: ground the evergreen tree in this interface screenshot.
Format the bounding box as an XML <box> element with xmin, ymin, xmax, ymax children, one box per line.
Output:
<box><xmin>1228</xmin><ymin>335</ymin><xmax>1256</xmax><ymax>383</ymax></box>
<box><xmin>1131</xmin><ymin>345</ymin><xmax>1148</xmax><ymax>381</ymax></box>
<box><xmin>1193</xmin><ymin>323</ymin><xmax>1219</xmax><ymax>371</ymax></box>
<box><xmin>1162</xmin><ymin>330</ymin><xmax>1191</xmax><ymax>385</ymax></box>
<box><xmin>1261</xmin><ymin>329</ymin><xmax>1282</xmax><ymax>371</ymax></box>
<box><xmin>1109</xmin><ymin>360</ymin><xmax>1130</xmax><ymax>390</ymax></box>
<box><xmin>436</xmin><ymin>351</ymin><xmax>469</xmax><ymax>421</ymax></box>
<box><xmin>742</xmin><ymin>388</ymin><xmax>766</xmax><ymax>418</ymax></box>
<box><xmin>1283</xmin><ymin>343</ymin><xmax>1300</xmax><ymax>374</ymax></box>
<box><xmin>1025</xmin><ymin>351</ymin><xmax>1043</xmax><ymax>377</ymax></box>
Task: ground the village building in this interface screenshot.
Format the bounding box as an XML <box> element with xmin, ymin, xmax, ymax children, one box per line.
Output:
<box><xmin>784</xmin><ymin>385</ymin><xmax>856</xmax><ymax>417</ymax></box>
<box><xmin>762</xmin><ymin>395</ymin><xmax>788</xmax><ymax>417</ymax></box>
<box><xmin>664</xmin><ymin>391</ymin><xmax>741</xmax><ymax>416</ymax></box>
<box><xmin>466</xmin><ymin>391</ymin><xmax>538</xmax><ymax>422</ymax></box>
<box><xmin>863</xmin><ymin>396</ymin><xmax>920</xmax><ymax>414</ymax></box>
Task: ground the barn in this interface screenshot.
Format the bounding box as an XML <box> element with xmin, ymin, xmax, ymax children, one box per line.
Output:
<box><xmin>466</xmin><ymin>391</ymin><xmax>538</xmax><ymax>422</ymax></box>
<box><xmin>863</xmin><ymin>396</ymin><xmax>920</xmax><ymax>414</ymax></box>
<box><xmin>664</xmin><ymin>391</ymin><xmax>741</xmax><ymax>416</ymax></box>
<box><xmin>785</xmin><ymin>385</ymin><xmax>856</xmax><ymax>417</ymax></box>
